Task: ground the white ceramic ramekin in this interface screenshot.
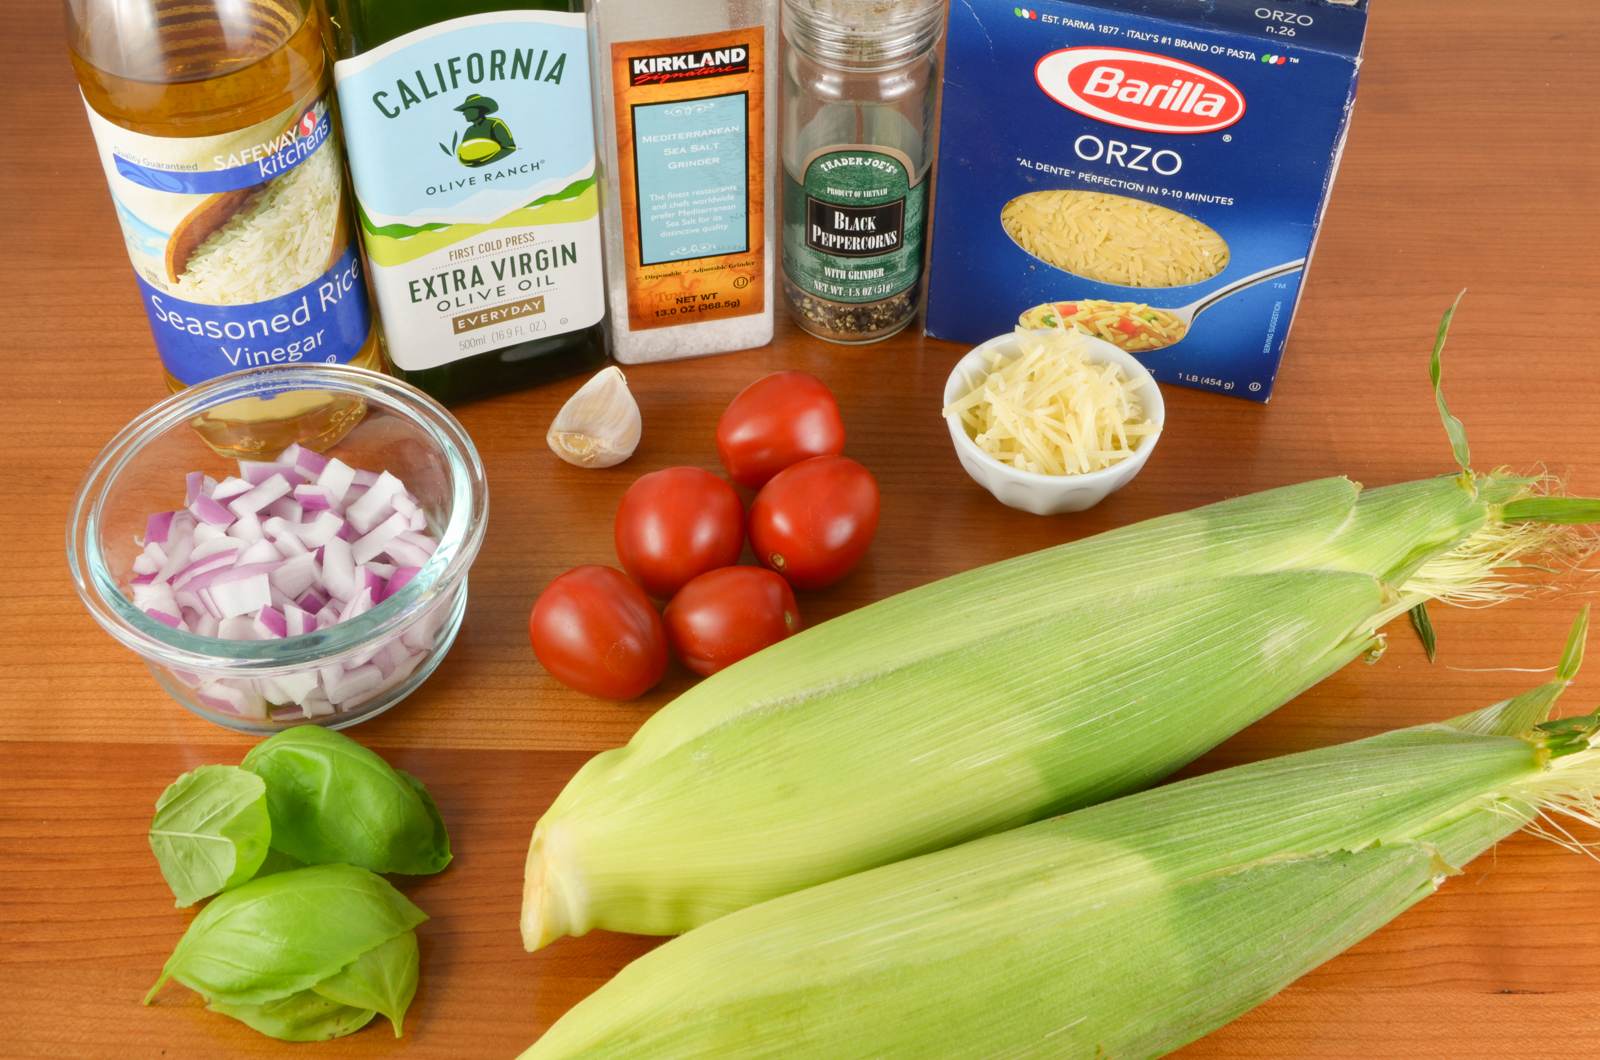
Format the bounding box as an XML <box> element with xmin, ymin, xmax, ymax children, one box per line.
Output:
<box><xmin>942</xmin><ymin>332</ymin><xmax>1165</xmax><ymax>515</ymax></box>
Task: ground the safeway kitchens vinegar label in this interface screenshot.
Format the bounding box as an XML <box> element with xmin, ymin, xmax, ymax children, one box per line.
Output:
<box><xmin>609</xmin><ymin>28</ymin><xmax>765</xmax><ymax>331</ymax></box>
<box><xmin>82</xmin><ymin>90</ymin><xmax>372</xmax><ymax>385</ymax></box>
<box><xmin>334</xmin><ymin>12</ymin><xmax>605</xmax><ymax>371</ymax></box>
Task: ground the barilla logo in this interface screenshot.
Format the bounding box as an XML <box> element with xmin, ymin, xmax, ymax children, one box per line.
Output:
<box><xmin>1034</xmin><ymin>47</ymin><xmax>1245</xmax><ymax>134</ymax></box>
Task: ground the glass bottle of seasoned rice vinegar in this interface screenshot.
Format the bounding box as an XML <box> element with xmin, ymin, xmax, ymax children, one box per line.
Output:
<box><xmin>66</xmin><ymin>0</ymin><xmax>383</xmax><ymax>457</ymax></box>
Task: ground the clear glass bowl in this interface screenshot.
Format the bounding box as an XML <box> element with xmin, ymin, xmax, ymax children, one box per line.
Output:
<box><xmin>67</xmin><ymin>365</ymin><xmax>488</xmax><ymax>733</ymax></box>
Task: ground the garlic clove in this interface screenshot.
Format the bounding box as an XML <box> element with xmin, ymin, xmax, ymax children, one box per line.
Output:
<box><xmin>547</xmin><ymin>366</ymin><xmax>642</xmax><ymax>469</ymax></box>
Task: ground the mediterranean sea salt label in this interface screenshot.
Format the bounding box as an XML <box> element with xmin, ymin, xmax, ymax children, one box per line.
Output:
<box><xmin>607</xmin><ymin>28</ymin><xmax>767</xmax><ymax>332</ymax></box>
<box><xmin>334</xmin><ymin>12</ymin><xmax>605</xmax><ymax>371</ymax></box>
<box><xmin>82</xmin><ymin>90</ymin><xmax>372</xmax><ymax>385</ymax></box>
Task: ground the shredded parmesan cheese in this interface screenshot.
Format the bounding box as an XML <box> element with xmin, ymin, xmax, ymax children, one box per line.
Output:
<box><xmin>944</xmin><ymin>328</ymin><xmax>1157</xmax><ymax>476</ymax></box>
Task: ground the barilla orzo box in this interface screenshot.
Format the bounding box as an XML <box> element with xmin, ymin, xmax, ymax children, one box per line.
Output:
<box><xmin>925</xmin><ymin>0</ymin><xmax>1367</xmax><ymax>400</ymax></box>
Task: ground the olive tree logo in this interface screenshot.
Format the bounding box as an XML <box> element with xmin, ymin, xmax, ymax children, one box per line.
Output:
<box><xmin>438</xmin><ymin>94</ymin><xmax>517</xmax><ymax>168</ymax></box>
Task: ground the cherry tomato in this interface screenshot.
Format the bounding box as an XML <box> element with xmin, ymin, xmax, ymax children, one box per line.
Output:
<box><xmin>748</xmin><ymin>456</ymin><xmax>879</xmax><ymax>590</ymax></box>
<box><xmin>664</xmin><ymin>567</ymin><xmax>801</xmax><ymax>676</ymax></box>
<box><xmin>529</xmin><ymin>566</ymin><xmax>667</xmax><ymax>700</ymax></box>
<box><xmin>715</xmin><ymin>371</ymin><xmax>846</xmax><ymax>488</ymax></box>
<box><xmin>614</xmin><ymin>467</ymin><xmax>745</xmax><ymax>598</ymax></box>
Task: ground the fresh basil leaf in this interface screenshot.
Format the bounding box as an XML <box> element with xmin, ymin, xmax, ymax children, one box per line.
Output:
<box><xmin>313</xmin><ymin>930</ymin><xmax>420</xmax><ymax>1037</ymax></box>
<box><xmin>145</xmin><ymin>863</ymin><xmax>426</xmax><ymax>1007</ymax></box>
<box><xmin>241</xmin><ymin>726</ymin><xmax>451</xmax><ymax>875</ymax></box>
<box><xmin>253</xmin><ymin>847</ymin><xmax>304</xmax><ymax>878</ymax></box>
<box><xmin>399</xmin><ymin>769</ymin><xmax>452</xmax><ymax>871</ymax></box>
<box><xmin>148</xmin><ymin>765</ymin><xmax>270</xmax><ymax>907</ymax></box>
<box><xmin>207</xmin><ymin>988</ymin><xmax>376</xmax><ymax>1042</ymax></box>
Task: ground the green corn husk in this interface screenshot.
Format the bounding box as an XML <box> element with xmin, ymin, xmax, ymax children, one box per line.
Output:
<box><xmin>525</xmin><ymin>613</ymin><xmax>1598</xmax><ymax>1058</ymax></box>
<box><xmin>525</xmin><ymin>468</ymin><xmax>1595</xmax><ymax>948</ymax></box>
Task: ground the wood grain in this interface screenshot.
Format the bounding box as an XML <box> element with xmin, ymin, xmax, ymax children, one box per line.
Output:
<box><xmin>2</xmin><ymin>1</ymin><xmax>1598</xmax><ymax>1056</ymax></box>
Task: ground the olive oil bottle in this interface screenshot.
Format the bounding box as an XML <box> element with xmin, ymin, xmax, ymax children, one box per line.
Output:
<box><xmin>67</xmin><ymin>0</ymin><xmax>383</xmax><ymax>456</ymax></box>
<box><xmin>328</xmin><ymin>0</ymin><xmax>609</xmax><ymax>404</ymax></box>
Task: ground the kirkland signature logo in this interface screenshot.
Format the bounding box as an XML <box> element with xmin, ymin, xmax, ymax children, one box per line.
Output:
<box><xmin>1034</xmin><ymin>47</ymin><xmax>1246</xmax><ymax>134</ymax></box>
<box><xmin>629</xmin><ymin>46</ymin><xmax>750</xmax><ymax>86</ymax></box>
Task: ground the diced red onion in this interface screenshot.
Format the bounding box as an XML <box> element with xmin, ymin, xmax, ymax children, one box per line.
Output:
<box><xmin>360</xmin><ymin>566</ymin><xmax>387</xmax><ymax>600</ymax></box>
<box><xmin>196</xmin><ymin>587</ymin><xmax>222</xmax><ymax>621</ymax></box>
<box><xmin>126</xmin><ymin>449</ymin><xmax>446</xmax><ymax>721</ymax></box>
<box><xmin>297</xmin><ymin>511</ymin><xmax>344</xmax><ymax>548</ymax></box>
<box><xmin>213</xmin><ymin>476</ymin><xmax>253</xmax><ymax>501</ymax></box>
<box><xmin>322</xmin><ymin>536</ymin><xmax>356</xmax><ymax>601</ymax></box>
<box><xmin>145</xmin><ymin>511</ymin><xmax>176</xmax><ymax>546</ymax></box>
<box><xmin>302</xmin><ymin>693</ymin><xmax>335</xmax><ymax>718</ymax></box>
<box><xmin>294</xmin><ymin>484</ymin><xmax>332</xmax><ymax>512</ymax></box>
<box><xmin>190</xmin><ymin>494</ymin><xmax>235</xmax><ymax>527</ymax></box>
<box><xmin>316</xmin><ymin>458</ymin><xmax>357</xmax><ymax>504</ymax></box>
<box><xmin>193</xmin><ymin>522</ymin><xmax>227</xmax><ymax>545</ymax></box>
<box><xmin>239</xmin><ymin>461</ymin><xmax>273</xmax><ymax>485</ymax></box>
<box><xmin>190</xmin><ymin>536</ymin><xmax>240</xmax><ymax>562</ymax></box>
<box><xmin>345</xmin><ymin>471</ymin><xmax>404</xmax><ymax>534</ymax></box>
<box><xmin>253</xmin><ymin>605</ymin><xmax>288</xmax><ymax>639</ymax></box>
<box><xmin>382</xmin><ymin>566</ymin><xmax>421</xmax><ymax>601</ymax></box>
<box><xmin>238</xmin><ymin>539</ymin><xmax>281</xmax><ymax>566</ymax></box>
<box><xmin>171</xmin><ymin>549</ymin><xmax>240</xmax><ymax>590</ymax></box>
<box><xmin>283</xmin><ymin>604</ymin><xmax>313</xmax><ymax>637</ymax></box>
<box><xmin>229</xmin><ymin>474</ymin><xmax>292</xmax><ymax>517</ymax></box>
<box><xmin>216</xmin><ymin>616</ymin><xmax>259</xmax><ymax>641</ymax></box>
<box><xmin>197</xmin><ymin>680</ymin><xmax>266</xmax><ymax>719</ymax></box>
<box><xmin>133</xmin><ymin>582</ymin><xmax>178</xmax><ymax>614</ymax></box>
<box><xmin>262</xmin><ymin>517</ymin><xmax>308</xmax><ymax>556</ymax></box>
<box><xmin>230</xmin><ymin>511</ymin><xmax>265</xmax><ymax>544</ymax></box>
<box><xmin>352</xmin><ymin>510</ymin><xmax>409</xmax><ymax>565</ymax></box>
<box><xmin>283</xmin><ymin>443</ymin><xmax>329</xmax><ymax>477</ymax></box>
<box><xmin>325</xmin><ymin>663</ymin><xmax>384</xmax><ymax>706</ymax></box>
<box><xmin>270</xmin><ymin>552</ymin><xmax>318</xmax><ymax>599</ymax></box>
<box><xmin>210</xmin><ymin>570</ymin><xmax>273</xmax><ymax>618</ymax></box>
<box><xmin>266</xmin><ymin>497</ymin><xmax>304</xmax><ymax>523</ymax></box>
<box><xmin>339</xmin><ymin>587</ymin><xmax>375</xmax><ymax>623</ymax></box>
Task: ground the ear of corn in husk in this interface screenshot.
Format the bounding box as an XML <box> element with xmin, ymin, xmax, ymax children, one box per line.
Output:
<box><xmin>525</xmin><ymin>612</ymin><xmax>1597</xmax><ymax>1058</ymax></box>
<box><xmin>524</xmin><ymin>467</ymin><xmax>1596</xmax><ymax>948</ymax></box>
<box><xmin>522</xmin><ymin>303</ymin><xmax>1599</xmax><ymax>949</ymax></box>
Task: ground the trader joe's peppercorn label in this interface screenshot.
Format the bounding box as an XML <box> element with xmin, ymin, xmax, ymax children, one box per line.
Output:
<box><xmin>782</xmin><ymin>147</ymin><xmax>926</xmax><ymax>304</ymax></box>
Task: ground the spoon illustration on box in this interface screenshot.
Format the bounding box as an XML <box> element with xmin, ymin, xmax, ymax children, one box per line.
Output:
<box><xmin>1019</xmin><ymin>259</ymin><xmax>1307</xmax><ymax>354</ymax></box>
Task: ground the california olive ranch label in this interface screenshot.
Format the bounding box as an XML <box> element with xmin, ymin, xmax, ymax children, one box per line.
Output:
<box><xmin>333</xmin><ymin>12</ymin><xmax>604</xmax><ymax>371</ymax></box>
<box><xmin>782</xmin><ymin>146</ymin><xmax>926</xmax><ymax>304</ymax></box>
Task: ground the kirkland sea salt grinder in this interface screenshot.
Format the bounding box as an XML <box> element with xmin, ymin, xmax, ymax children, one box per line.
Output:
<box><xmin>590</xmin><ymin>0</ymin><xmax>778</xmax><ymax>363</ymax></box>
<box><xmin>780</xmin><ymin>0</ymin><xmax>945</xmax><ymax>344</ymax></box>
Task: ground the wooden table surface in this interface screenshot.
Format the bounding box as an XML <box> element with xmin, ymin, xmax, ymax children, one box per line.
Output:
<box><xmin>4</xmin><ymin>1</ymin><xmax>1599</xmax><ymax>1057</ymax></box>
